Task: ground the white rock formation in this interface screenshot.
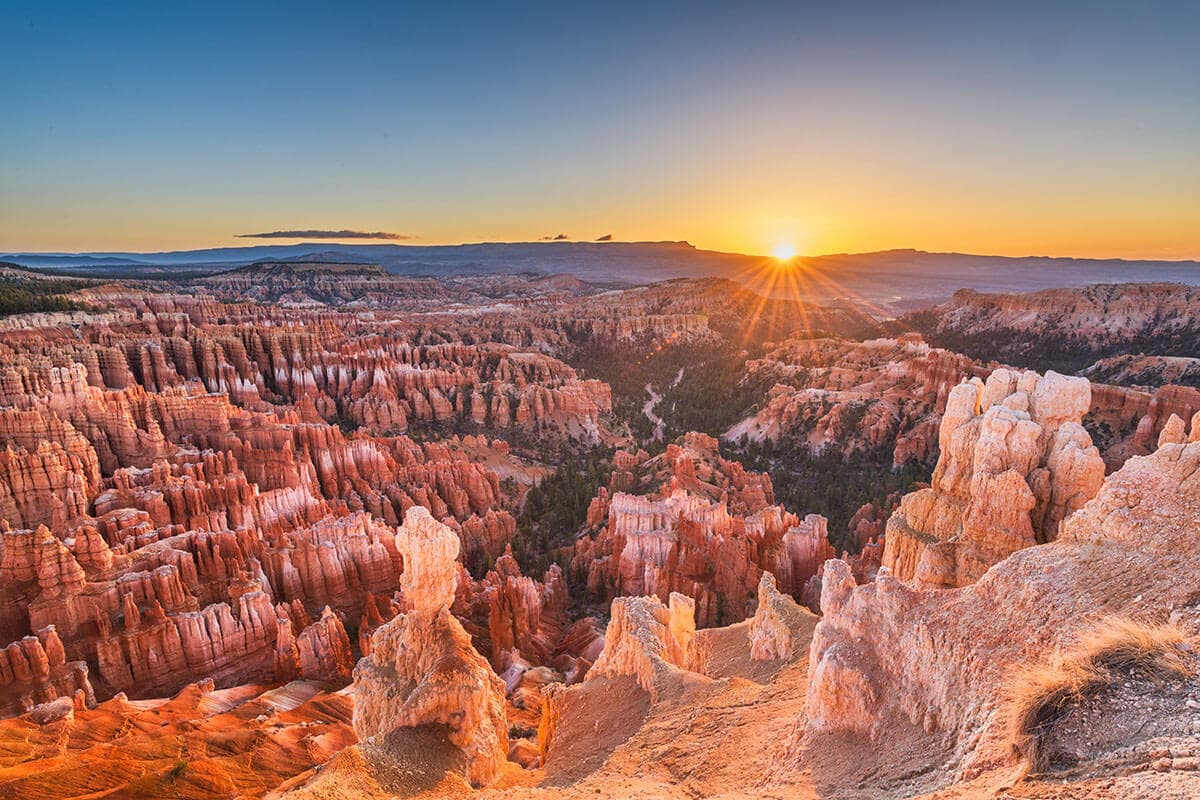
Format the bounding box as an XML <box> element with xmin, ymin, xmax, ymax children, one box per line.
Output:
<box><xmin>352</xmin><ymin>506</ymin><xmax>508</xmax><ymax>787</ymax></box>
<box><xmin>883</xmin><ymin>369</ymin><xmax>1106</xmax><ymax>588</ymax></box>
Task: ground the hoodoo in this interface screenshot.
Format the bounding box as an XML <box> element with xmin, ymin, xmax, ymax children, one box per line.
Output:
<box><xmin>810</xmin><ymin>409</ymin><xmax>1200</xmax><ymax>779</ymax></box>
<box><xmin>352</xmin><ymin>506</ymin><xmax>509</xmax><ymax>787</ymax></box>
<box><xmin>882</xmin><ymin>369</ymin><xmax>1106</xmax><ymax>588</ymax></box>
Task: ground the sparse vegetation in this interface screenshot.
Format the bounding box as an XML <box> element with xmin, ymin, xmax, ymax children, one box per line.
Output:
<box><xmin>511</xmin><ymin>445</ymin><xmax>613</xmax><ymax>576</ymax></box>
<box><xmin>569</xmin><ymin>337</ymin><xmax>775</xmax><ymax>448</ymax></box>
<box><xmin>1008</xmin><ymin>617</ymin><xmax>1195</xmax><ymax>771</ymax></box>
<box><xmin>732</xmin><ymin>440</ymin><xmax>932</xmax><ymax>553</ymax></box>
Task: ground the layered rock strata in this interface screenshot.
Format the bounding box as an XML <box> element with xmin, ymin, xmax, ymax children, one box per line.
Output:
<box><xmin>572</xmin><ymin>433</ymin><xmax>838</xmax><ymax>626</ymax></box>
<box><xmin>809</xmin><ymin>436</ymin><xmax>1200</xmax><ymax>776</ymax></box>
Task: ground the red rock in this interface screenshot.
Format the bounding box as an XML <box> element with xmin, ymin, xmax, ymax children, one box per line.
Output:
<box><xmin>572</xmin><ymin>434</ymin><xmax>833</xmax><ymax>626</ymax></box>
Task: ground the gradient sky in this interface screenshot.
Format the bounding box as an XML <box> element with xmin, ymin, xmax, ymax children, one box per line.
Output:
<box><xmin>2</xmin><ymin>1</ymin><xmax>1198</xmax><ymax>258</ymax></box>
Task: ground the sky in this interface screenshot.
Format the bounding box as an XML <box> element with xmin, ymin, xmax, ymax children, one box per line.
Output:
<box><xmin>2</xmin><ymin>1</ymin><xmax>1198</xmax><ymax>259</ymax></box>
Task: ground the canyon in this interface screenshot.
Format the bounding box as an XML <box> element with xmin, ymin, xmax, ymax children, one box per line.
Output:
<box><xmin>0</xmin><ymin>263</ymin><xmax>1195</xmax><ymax>799</ymax></box>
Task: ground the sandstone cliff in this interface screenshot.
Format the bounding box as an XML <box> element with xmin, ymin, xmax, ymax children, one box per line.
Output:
<box><xmin>810</xmin><ymin>436</ymin><xmax>1200</xmax><ymax>779</ymax></box>
<box><xmin>915</xmin><ymin>282</ymin><xmax>1200</xmax><ymax>371</ymax></box>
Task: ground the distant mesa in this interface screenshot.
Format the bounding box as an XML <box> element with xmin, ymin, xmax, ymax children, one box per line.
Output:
<box><xmin>596</xmin><ymin>234</ymin><xmax>613</xmax><ymax>241</ymax></box>
<box><xmin>213</xmin><ymin>260</ymin><xmax>390</xmax><ymax>277</ymax></box>
<box><xmin>4</xmin><ymin>244</ymin><xmax>1199</xmax><ymax>314</ymax></box>
<box><xmin>236</xmin><ymin>229</ymin><xmax>414</xmax><ymax>241</ymax></box>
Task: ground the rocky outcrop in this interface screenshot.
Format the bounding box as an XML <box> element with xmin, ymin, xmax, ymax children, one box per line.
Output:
<box><xmin>725</xmin><ymin>335</ymin><xmax>988</xmax><ymax>465</ymax></box>
<box><xmin>572</xmin><ymin>434</ymin><xmax>835</xmax><ymax>627</ymax></box>
<box><xmin>0</xmin><ymin>625</ymin><xmax>95</xmax><ymax>716</ymax></box>
<box><xmin>450</xmin><ymin>547</ymin><xmax>601</xmax><ymax>685</ymax></box>
<box><xmin>296</xmin><ymin>606</ymin><xmax>355</xmax><ymax>682</ymax></box>
<box><xmin>882</xmin><ymin>368</ymin><xmax>1106</xmax><ymax>588</ymax></box>
<box><xmin>352</xmin><ymin>507</ymin><xmax>508</xmax><ymax>787</ymax></box>
<box><xmin>808</xmin><ymin>437</ymin><xmax>1200</xmax><ymax>775</ymax></box>
<box><xmin>748</xmin><ymin>572</ymin><xmax>812</xmax><ymax>661</ymax></box>
<box><xmin>587</xmin><ymin>592</ymin><xmax>704</xmax><ymax>698</ymax></box>
<box><xmin>1081</xmin><ymin>353</ymin><xmax>1200</xmax><ymax>390</ymax></box>
<box><xmin>915</xmin><ymin>282</ymin><xmax>1200</xmax><ymax>371</ymax></box>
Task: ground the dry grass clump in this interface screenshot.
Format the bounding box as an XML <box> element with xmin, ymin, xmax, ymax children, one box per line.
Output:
<box><xmin>1008</xmin><ymin>617</ymin><xmax>1195</xmax><ymax>770</ymax></box>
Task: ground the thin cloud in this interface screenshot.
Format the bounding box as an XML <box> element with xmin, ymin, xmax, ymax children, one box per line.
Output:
<box><xmin>236</xmin><ymin>229</ymin><xmax>415</xmax><ymax>241</ymax></box>
<box><xmin>595</xmin><ymin>233</ymin><xmax>612</xmax><ymax>241</ymax></box>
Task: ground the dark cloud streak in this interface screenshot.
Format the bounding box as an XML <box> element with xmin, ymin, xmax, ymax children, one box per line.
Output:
<box><xmin>237</xmin><ymin>229</ymin><xmax>415</xmax><ymax>241</ymax></box>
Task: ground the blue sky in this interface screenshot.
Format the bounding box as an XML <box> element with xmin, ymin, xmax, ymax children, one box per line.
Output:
<box><xmin>2</xmin><ymin>1</ymin><xmax>1198</xmax><ymax>257</ymax></box>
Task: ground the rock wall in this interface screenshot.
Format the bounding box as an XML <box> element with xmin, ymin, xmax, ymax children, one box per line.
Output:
<box><xmin>724</xmin><ymin>335</ymin><xmax>987</xmax><ymax>465</ymax></box>
<box><xmin>587</xmin><ymin>592</ymin><xmax>704</xmax><ymax>698</ymax></box>
<box><xmin>882</xmin><ymin>369</ymin><xmax>1106</xmax><ymax>588</ymax></box>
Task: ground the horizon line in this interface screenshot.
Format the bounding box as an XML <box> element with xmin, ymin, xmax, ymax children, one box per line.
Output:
<box><xmin>4</xmin><ymin>241</ymin><xmax>1200</xmax><ymax>265</ymax></box>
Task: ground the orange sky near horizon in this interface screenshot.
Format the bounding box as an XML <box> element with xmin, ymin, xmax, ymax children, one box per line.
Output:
<box><xmin>3</xmin><ymin>208</ymin><xmax>1197</xmax><ymax>262</ymax></box>
<box><xmin>4</xmin><ymin>5</ymin><xmax>1199</xmax><ymax>262</ymax></box>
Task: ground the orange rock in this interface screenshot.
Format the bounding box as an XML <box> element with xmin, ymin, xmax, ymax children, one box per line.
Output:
<box><xmin>882</xmin><ymin>369</ymin><xmax>1105</xmax><ymax>588</ymax></box>
<box><xmin>352</xmin><ymin>507</ymin><xmax>509</xmax><ymax>787</ymax></box>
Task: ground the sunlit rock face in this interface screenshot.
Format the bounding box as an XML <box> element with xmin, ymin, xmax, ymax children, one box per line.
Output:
<box><xmin>923</xmin><ymin>283</ymin><xmax>1200</xmax><ymax>362</ymax></box>
<box><xmin>0</xmin><ymin>286</ymin><xmax>614</xmax><ymax>710</ymax></box>
<box><xmin>882</xmin><ymin>368</ymin><xmax>1106</xmax><ymax>589</ymax></box>
<box><xmin>0</xmin><ymin>624</ymin><xmax>94</xmax><ymax>717</ymax></box>
<box><xmin>724</xmin><ymin>335</ymin><xmax>988</xmax><ymax>465</ymax></box>
<box><xmin>724</xmin><ymin>332</ymin><xmax>1200</xmax><ymax>479</ymax></box>
<box><xmin>0</xmin><ymin>676</ymin><xmax>356</xmax><ymax>798</ymax></box>
<box><xmin>748</xmin><ymin>571</ymin><xmax>811</xmax><ymax>661</ymax></box>
<box><xmin>809</xmin><ymin>433</ymin><xmax>1200</xmax><ymax>773</ymax></box>
<box><xmin>352</xmin><ymin>507</ymin><xmax>509</xmax><ymax>787</ymax></box>
<box><xmin>6</xmin><ymin>264</ymin><xmax>1200</xmax><ymax>799</ymax></box>
<box><xmin>572</xmin><ymin>433</ymin><xmax>837</xmax><ymax>626</ymax></box>
<box><xmin>587</xmin><ymin>592</ymin><xmax>704</xmax><ymax>699</ymax></box>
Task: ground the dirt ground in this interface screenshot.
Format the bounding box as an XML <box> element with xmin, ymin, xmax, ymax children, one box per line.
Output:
<box><xmin>281</xmin><ymin>614</ymin><xmax>1200</xmax><ymax>800</ymax></box>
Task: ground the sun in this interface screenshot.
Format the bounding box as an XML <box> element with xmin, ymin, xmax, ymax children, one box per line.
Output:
<box><xmin>773</xmin><ymin>243</ymin><xmax>796</xmax><ymax>261</ymax></box>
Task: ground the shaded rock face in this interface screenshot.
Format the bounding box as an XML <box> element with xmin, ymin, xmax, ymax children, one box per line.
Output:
<box><xmin>453</xmin><ymin>546</ymin><xmax>602</xmax><ymax>685</ymax></box>
<box><xmin>882</xmin><ymin>368</ymin><xmax>1106</xmax><ymax>588</ymax></box>
<box><xmin>352</xmin><ymin>507</ymin><xmax>508</xmax><ymax>787</ymax></box>
<box><xmin>809</xmin><ymin>438</ymin><xmax>1200</xmax><ymax>776</ymax></box>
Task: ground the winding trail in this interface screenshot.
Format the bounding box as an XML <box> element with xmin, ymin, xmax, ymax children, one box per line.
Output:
<box><xmin>643</xmin><ymin>383</ymin><xmax>664</xmax><ymax>441</ymax></box>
